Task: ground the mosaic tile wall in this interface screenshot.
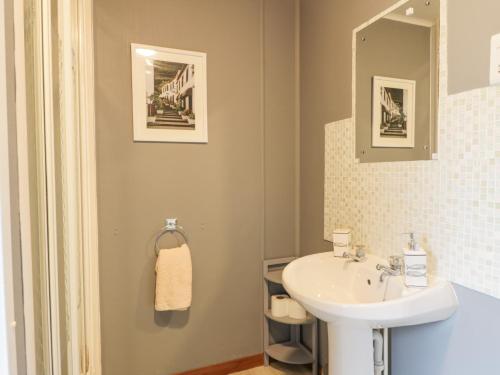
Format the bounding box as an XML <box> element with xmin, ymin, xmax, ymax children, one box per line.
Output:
<box><xmin>324</xmin><ymin>84</ymin><xmax>500</xmax><ymax>298</ymax></box>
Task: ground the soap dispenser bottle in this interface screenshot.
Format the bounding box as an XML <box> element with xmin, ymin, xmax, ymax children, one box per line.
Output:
<box><xmin>403</xmin><ymin>233</ymin><xmax>428</xmax><ymax>287</ymax></box>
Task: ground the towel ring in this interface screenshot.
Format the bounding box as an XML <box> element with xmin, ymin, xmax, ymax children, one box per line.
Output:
<box><xmin>154</xmin><ymin>218</ymin><xmax>189</xmax><ymax>256</ymax></box>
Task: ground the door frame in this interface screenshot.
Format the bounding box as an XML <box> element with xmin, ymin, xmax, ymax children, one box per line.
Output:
<box><xmin>74</xmin><ymin>0</ymin><xmax>102</xmax><ymax>373</ymax></box>
<box><xmin>57</xmin><ymin>0</ymin><xmax>102</xmax><ymax>373</ymax></box>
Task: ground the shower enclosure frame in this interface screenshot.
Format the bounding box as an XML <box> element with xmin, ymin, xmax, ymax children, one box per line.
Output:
<box><xmin>52</xmin><ymin>0</ymin><xmax>103</xmax><ymax>373</ymax></box>
<box><xmin>13</xmin><ymin>0</ymin><xmax>102</xmax><ymax>374</ymax></box>
<box><xmin>0</xmin><ymin>0</ymin><xmax>20</xmax><ymax>371</ymax></box>
<box><xmin>72</xmin><ymin>1</ymin><xmax>103</xmax><ymax>374</ymax></box>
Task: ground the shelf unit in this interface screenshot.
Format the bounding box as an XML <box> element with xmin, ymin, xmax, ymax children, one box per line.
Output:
<box><xmin>263</xmin><ymin>258</ymin><xmax>318</xmax><ymax>374</ymax></box>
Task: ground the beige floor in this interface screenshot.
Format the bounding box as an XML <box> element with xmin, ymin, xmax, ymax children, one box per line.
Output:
<box><xmin>231</xmin><ymin>363</ymin><xmax>311</xmax><ymax>375</ymax></box>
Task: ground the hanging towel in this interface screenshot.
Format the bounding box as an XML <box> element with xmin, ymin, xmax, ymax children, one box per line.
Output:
<box><xmin>155</xmin><ymin>244</ymin><xmax>192</xmax><ymax>311</ymax></box>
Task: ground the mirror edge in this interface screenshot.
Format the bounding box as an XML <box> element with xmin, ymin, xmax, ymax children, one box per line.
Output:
<box><xmin>351</xmin><ymin>0</ymin><xmax>447</xmax><ymax>163</ymax></box>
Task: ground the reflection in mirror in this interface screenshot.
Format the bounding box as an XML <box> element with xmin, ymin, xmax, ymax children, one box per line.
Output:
<box><xmin>354</xmin><ymin>0</ymin><xmax>440</xmax><ymax>163</ymax></box>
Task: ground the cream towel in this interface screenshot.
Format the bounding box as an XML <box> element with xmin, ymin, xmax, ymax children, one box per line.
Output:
<box><xmin>155</xmin><ymin>244</ymin><xmax>192</xmax><ymax>311</ymax></box>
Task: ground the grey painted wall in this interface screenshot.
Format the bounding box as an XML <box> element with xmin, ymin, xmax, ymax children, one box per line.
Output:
<box><xmin>448</xmin><ymin>0</ymin><xmax>500</xmax><ymax>94</ymax></box>
<box><xmin>392</xmin><ymin>284</ymin><xmax>500</xmax><ymax>375</ymax></box>
<box><xmin>299</xmin><ymin>0</ymin><xmax>500</xmax><ymax>370</ymax></box>
<box><xmin>264</xmin><ymin>0</ymin><xmax>300</xmax><ymax>259</ymax></box>
<box><xmin>299</xmin><ymin>0</ymin><xmax>395</xmax><ymax>254</ymax></box>
<box><xmin>94</xmin><ymin>0</ymin><xmax>298</xmax><ymax>373</ymax></box>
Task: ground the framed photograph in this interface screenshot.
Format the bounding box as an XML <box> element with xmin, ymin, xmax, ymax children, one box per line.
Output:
<box><xmin>131</xmin><ymin>43</ymin><xmax>207</xmax><ymax>143</ymax></box>
<box><xmin>372</xmin><ymin>76</ymin><xmax>415</xmax><ymax>148</ymax></box>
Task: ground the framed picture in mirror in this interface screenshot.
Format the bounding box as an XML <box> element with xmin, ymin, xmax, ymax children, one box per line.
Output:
<box><xmin>372</xmin><ymin>76</ymin><xmax>416</xmax><ymax>148</ymax></box>
<box><xmin>353</xmin><ymin>0</ymin><xmax>441</xmax><ymax>162</ymax></box>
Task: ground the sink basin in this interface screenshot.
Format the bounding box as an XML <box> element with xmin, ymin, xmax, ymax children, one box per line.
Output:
<box><xmin>283</xmin><ymin>252</ymin><xmax>458</xmax><ymax>375</ymax></box>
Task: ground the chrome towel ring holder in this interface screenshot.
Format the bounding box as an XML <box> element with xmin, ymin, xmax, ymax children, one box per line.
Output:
<box><xmin>154</xmin><ymin>218</ymin><xmax>189</xmax><ymax>256</ymax></box>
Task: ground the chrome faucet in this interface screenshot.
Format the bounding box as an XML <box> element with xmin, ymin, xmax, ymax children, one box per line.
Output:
<box><xmin>376</xmin><ymin>256</ymin><xmax>403</xmax><ymax>282</ymax></box>
<box><xmin>343</xmin><ymin>245</ymin><xmax>367</xmax><ymax>264</ymax></box>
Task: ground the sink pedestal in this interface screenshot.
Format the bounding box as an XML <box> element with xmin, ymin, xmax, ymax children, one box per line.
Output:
<box><xmin>327</xmin><ymin>322</ymin><xmax>374</xmax><ymax>375</ymax></box>
<box><xmin>283</xmin><ymin>252</ymin><xmax>458</xmax><ymax>375</ymax></box>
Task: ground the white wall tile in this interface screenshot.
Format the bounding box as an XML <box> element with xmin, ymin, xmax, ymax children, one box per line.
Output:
<box><xmin>324</xmin><ymin>84</ymin><xmax>500</xmax><ymax>298</ymax></box>
<box><xmin>324</xmin><ymin>1</ymin><xmax>500</xmax><ymax>298</ymax></box>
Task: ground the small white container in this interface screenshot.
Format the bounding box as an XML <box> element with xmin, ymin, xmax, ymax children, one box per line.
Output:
<box><xmin>404</xmin><ymin>245</ymin><xmax>428</xmax><ymax>287</ymax></box>
<box><xmin>332</xmin><ymin>228</ymin><xmax>352</xmax><ymax>257</ymax></box>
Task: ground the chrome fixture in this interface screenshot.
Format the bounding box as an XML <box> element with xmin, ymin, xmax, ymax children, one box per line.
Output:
<box><xmin>402</xmin><ymin>232</ymin><xmax>417</xmax><ymax>250</ymax></box>
<box><xmin>376</xmin><ymin>255</ymin><xmax>403</xmax><ymax>282</ymax></box>
<box><xmin>343</xmin><ymin>244</ymin><xmax>366</xmax><ymax>264</ymax></box>
<box><xmin>154</xmin><ymin>218</ymin><xmax>189</xmax><ymax>255</ymax></box>
<box><xmin>405</xmin><ymin>7</ymin><xmax>414</xmax><ymax>16</ymax></box>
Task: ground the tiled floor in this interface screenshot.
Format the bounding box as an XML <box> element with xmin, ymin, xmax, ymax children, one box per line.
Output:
<box><xmin>231</xmin><ymin>363</ymin><xmax>311</xmax><ymax>375</ymax></box>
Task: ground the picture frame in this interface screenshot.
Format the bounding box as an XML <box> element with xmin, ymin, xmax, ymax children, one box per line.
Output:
<box><xmin>372</xmin><ymin>76</ymin><xmax>416</xmax><ymax>148</ymax></box>
<box><xmin>131</xmin><ymin>43</ymin><xmax>208</xmax><ymax>143</ymax></box>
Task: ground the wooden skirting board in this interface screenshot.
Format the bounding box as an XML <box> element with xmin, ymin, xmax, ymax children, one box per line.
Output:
<box><xmin>174</xmin><ymin>354</ymin><xmax>264</xmax><ymax>375</ymax></box>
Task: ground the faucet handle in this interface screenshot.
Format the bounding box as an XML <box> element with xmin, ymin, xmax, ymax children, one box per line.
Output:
<box><xmin>389</xmin><ymin>255</ymin><xmax>403</xmax><ymax>271</ymax></box>
<box><xmin>354</xmin><ymin>244</ymin><xmax>366</xmax><ymax>258</ymax></box>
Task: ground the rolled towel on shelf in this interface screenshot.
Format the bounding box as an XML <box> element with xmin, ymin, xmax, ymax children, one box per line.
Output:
<box><xmin>155</xmin><ymin>244</ymin><xmax>192</xmax><ymax>311</ymax></box>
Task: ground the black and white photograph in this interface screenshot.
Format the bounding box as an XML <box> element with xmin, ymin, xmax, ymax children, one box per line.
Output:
<box><xmin>147</xmin><ymin>61</ymin><xmax>196</xmax><ymax>130</ymax></box>
<box><xmin>372</xmin><ymin>76</ymin><xmax>415</xmax><ymax>148</ymax></box>
<box><xmin>379</xmin><ymin>87</ymin><xmax>407</xmax><ymax>137</ymax></box>
<box><xmin>131</xmin><ymin>44</ymin><xmax>207</xmax><ymax>143</ymax></box>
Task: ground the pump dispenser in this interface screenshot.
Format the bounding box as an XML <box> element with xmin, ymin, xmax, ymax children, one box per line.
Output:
<box><xmin>403</xmin><ymin>233</ymin><xmax>428</xmax><ymax>287</ymax></box>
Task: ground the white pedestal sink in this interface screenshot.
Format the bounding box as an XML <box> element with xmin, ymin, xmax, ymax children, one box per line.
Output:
<box><xmin>282</xmin><ymin>252</ymin><xmax>458</xmax><ymax>375</ymax></box>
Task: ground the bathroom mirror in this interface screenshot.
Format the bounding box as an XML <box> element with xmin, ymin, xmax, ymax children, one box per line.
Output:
<box><xmin>354</xmin><ymin>0</ymin><xmax>440</xmax><ymax>163</ymax></box>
